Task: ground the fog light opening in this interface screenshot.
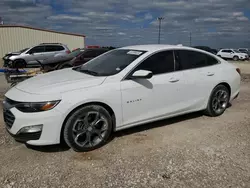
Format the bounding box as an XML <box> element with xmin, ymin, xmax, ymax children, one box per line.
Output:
<box><xmin>17</xmin><ymin>125</ymin><xmax>43</xmax><ymax>134</ymax></box>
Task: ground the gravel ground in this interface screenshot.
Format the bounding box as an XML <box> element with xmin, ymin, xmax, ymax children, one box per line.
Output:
<box><xmin>0</xmin><ymin>65</ymin><xmax>250</xmax><ymax>188</ymax></box>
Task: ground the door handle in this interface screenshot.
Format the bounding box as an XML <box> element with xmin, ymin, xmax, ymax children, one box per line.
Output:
<box><xmin>169</xmin><ymin>78</ymin><xmax>179</xmax><ymax>83</ymax></box>
<box><xmin>207</xmin><ymin>72</ymin><xmax>214</xmax><ymax>76</ymax></box>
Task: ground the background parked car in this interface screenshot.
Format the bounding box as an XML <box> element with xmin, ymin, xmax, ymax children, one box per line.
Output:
<box><xmin>238</xmin><ymin>48</ymin><xmax>250</xmax><ymax>56</ymax></box>
<box><xmin>39</xmin><ymin>48</ymin><xmax>85</xmax><ymax>69</ymax></box>
<box><xmin>58</xmin><ymin>48</ymin><xmax>111</xmax><ymax>69</ymax></box>
<box><xmin>193</xmin><ymin>46</ymin><xmax>218</xmax><ymax>54</ymax></box>
<box><xmin>217</xmin><ymin>49</ymin><xmax>248</xmax><ymax>61</ymax></box>
<box><xmin>3</xmin><ymin>43</ymin><xmax>70</xmax><ymax>68</ymax></box>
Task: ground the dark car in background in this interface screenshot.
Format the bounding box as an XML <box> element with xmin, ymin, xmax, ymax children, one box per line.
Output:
<box><xmin>58</xmin><ymin>48</ymin><xmax>111</xmax><ymax>69</ymax></box>
<box><xmin>193</xmin><ymin>46</ymin><xmax>218</xmax><ymax>55</ymax></box>
<box><xmin>238</xmin><ymin>48</ymin><xmax>250</xmax><ymax>56</ymax></box>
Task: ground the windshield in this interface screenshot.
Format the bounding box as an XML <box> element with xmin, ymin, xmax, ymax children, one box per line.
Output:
<box><xmin>70</xmin><ymin>50</ymin><xmax>82</xmax><ymax>57</ymax></box>
<box><xmin>19</xmin><ymin>48</ymin><xmax>28</xmax><ymax>53</ymax></box>
<box><xmin>74</xmin><ymin>49</ymin><xmax>146</xmax><ymax>76</ymax></box>
<box><xmin>233</xmin><ymin>50</ymin><xmax>241</xmax><ymax>53</ymax></box>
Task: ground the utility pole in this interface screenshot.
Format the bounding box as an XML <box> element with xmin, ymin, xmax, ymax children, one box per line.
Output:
<box><xmin>0</xmin><ymin>17</ymin><xmax>3</xmax><ymax>25</ymax></box>
<box><xmin>157</xmin><ymin>17</ymin><xmax>164</xmax><ymax>44</ymax></box>
<box><xmin>189</xmin><ymin>31</ymin><xmax>192</xmax><ymax>46</ymax></box>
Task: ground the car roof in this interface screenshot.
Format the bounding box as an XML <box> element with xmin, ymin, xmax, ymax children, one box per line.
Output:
<box><xmin>119</xmin><ymin>44</ymin><xmax>198</xmax><ymax>53</ymax></box>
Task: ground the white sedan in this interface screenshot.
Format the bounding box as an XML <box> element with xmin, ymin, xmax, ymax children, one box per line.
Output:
<box><xmin>3</xmin><ymin>45</ymin><xmax>241</xmax><ymax>151</ymax></box>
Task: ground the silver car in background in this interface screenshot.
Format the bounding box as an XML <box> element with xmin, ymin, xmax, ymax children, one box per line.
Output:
<box><xmin>3</xmin><ymin>43</ymin><xmax>70</xmax><ymax>68</ymax></box>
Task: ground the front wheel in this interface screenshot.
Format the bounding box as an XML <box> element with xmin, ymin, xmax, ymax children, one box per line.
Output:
<box><xmin>233</xmin><ymin>56</ymin><xmax>239</xmax><ymax>61</ymax></box>
<box><xmin>13</xmin><ymin>59</ymin><xmax>26</xmax><ymax>68</ymax></box>
<box><xmin>204</xmin><ymin>85</ymin><xmax>230</xmax><ymax>117</ymax></box>
<box><xmin>63</xmin><ymin>105</ymin><xmax>113</xmax><ymax>152</ymax></box>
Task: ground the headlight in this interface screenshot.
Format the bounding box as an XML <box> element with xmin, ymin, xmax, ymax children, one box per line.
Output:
<box><xmin>15</xmin><ymin>101</ymin><xmax>60</xmax><ymax>113</ymax></box>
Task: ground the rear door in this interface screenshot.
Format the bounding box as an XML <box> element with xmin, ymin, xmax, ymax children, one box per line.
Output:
<box><xmin>44</xmin><ymin>45</ymin><xmax>65</xmax><ymax>59</ymax></box>
<box><xmin>174</xmin><ymin>50</ymin><xmax>220</xmax><ymax>110</ymax></box>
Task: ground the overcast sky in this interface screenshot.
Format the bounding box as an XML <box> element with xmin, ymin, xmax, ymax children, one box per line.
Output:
<box><xmin>1</xmin><ymin>0</ymin><xmax>250</xmax><ymax>48</ymax></box>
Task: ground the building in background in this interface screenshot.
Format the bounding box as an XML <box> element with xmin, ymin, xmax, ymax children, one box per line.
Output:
<box><xmin>0</xmin><ymin>25</ymin><xmax>85</xmax><ymax>58</ymax></box>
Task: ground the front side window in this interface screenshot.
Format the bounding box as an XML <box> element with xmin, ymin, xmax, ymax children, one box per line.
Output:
<box><xmin>175</xmin><ymin>50</ymin><xmax>218</xmax><ymax>70</ymax></box>
<box><xmin>75</xmin><ymin>49</ymin><xmax>146</xmax><ymax>76</ymax></box>
<box><xmin>133</xmin><ymin>50</ymin><xmax>175</xmax><ymax>75</ymax></box>
<box><xmin>222</xmin><ymin>50</ymin><xmax>229</xmax><ymax>53</ymax></box>
<box><xmin>28</xmin><ymin>46</ymin><xmax>45</xmax><ymax>54</ymax></box>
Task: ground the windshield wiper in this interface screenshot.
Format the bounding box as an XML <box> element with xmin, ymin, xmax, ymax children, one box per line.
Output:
<box><xmin>79</xmin><ymin>69</ymin><xmax>99</xmax><ymax>76</ymax></box>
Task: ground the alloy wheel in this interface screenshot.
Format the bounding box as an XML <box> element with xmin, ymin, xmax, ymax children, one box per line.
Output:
<box><xmin>212</xmin><ymin>89</ymin><xmax>229</xmax><ymax>114</ymax></box>
<box><xmin>72</xmin><ymin>111</ymin><xmax>109</xmax><ymax>148</ymax></box>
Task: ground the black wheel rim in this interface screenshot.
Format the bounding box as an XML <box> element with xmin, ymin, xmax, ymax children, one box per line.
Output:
<box><xmin>212</xmin><ymin>89</ymin><xmax>229</xmax><ymax>114</ymax></box>
<box><xmin>72</xmin><ymin>111</ymin><xmax>109</xmax><ymax>148</ymax></box>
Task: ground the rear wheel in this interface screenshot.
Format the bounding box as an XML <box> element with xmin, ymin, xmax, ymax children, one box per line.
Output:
<box><xmin>63</xmin><ymin>105</ymin><xmax>113</xmax><ymax>152</ymax></box>
<box><xmin>205</xmin><ymin>85</ymin><xmax>230</xmax><ymax>117</ymax></box>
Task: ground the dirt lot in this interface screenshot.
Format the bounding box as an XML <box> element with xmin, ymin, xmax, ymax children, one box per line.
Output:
<box><xmin>0</xmin><ymin>62</ymin><xmax>250</xmax><ymax>188</ymax></box>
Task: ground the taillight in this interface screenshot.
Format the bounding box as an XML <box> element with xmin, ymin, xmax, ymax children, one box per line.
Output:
<box><xmin>236</xmin><ymin>68</ymin><xmax>241</xmax><ymax>75</ymax></box>
<box><xmin>66</xmin><ymin>50</ymin><xmax>71</xmax><ymax>54</ymax></box>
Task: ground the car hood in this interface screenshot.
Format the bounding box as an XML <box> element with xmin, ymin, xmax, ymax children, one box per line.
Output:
<box><xmin>7</xmin><ymin>51</ymin><xmax>21</xmax><ymax>55</ymax></box>
<box><xmin>15</xmin><ymin>69</ymin><xmax>107</xmax><ymax>95</ymax></box>
<box><xmin>3</xmin><ymin>52</ymin><xmax>21</xmax><ymax>59</ymax></box>
<box><xmin>238</xmin><ymin>53</ymin><xmax>248</xmax><ymax>56</ymax></box>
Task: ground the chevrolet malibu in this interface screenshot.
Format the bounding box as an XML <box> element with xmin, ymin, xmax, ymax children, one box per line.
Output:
<box><xmin>3</xmin><ymin>45</ymin><xmax>241</xmax><ymax>151</ymax></box>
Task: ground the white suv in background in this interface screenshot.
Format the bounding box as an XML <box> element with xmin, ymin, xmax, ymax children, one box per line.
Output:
<box><xmin>217</xmin><ymin>49</ymin><xmax>248</xmax><ymax>61</ymax></box>
<box><xmin>3</xmin><ymin>43</ymin><xmax>71</xmax><ymax>68</ymax></box>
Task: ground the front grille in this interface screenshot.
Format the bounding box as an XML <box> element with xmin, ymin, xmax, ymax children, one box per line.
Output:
<box><xmin>3</xmin><ymin>110</ymin><xmax>15</xmax><ymax>129</ymax></box>
<box><xmin>5</xmin><ymin>98</ymin><xmax>21</xmax><ymax>106</ymax></box>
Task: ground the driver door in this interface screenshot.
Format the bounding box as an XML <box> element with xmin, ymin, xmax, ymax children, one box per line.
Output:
<box><xmin>120</xmin><ymin>50</ymin><xmax>184</xmax><ymax>127</ymax></box>
<box><xmin>25</xmin><ymin>46</ymin><xmax>45</xmax><ymax>66</ymax></box>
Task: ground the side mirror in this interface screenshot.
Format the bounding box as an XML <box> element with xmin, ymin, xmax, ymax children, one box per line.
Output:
<box><xmin>130</xmin><ymin>70</ymin><xmax>153</xmax><ymax>79</ymax></box>
<box><xmin>230</xmin><ymin>52</ymin><xmax>234</xmax><ymax>54</ymax></box>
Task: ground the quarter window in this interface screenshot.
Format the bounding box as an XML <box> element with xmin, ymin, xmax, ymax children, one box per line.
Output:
<box><xmin>175</xmin><ymin>50</ymin><xmax>218</xmax><ymax>70</ymax></box>
<box><xmin>134</xmin><ymin>51</ymin><xmax>175</xmax><ymax>75</ymax></box>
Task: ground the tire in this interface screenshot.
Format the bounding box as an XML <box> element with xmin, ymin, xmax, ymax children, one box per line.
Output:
<box><xmin>233</xmin><ymin>56</ymin><xmax>239</xmax><ymax>61</ymax></box>
<box><xmin>204</xmin><ymin>85</ymin><xmax>230</xmax><ymax>117</ymax></box>
<box><xmin>63</xmin><ymin>105</ymin><xmax>113</xmax><ymax>152</ymax></box>
<box><xmin>13</xmin><ymin>59</ymin><xmax>26</xmax><ymax>68</ymax></box>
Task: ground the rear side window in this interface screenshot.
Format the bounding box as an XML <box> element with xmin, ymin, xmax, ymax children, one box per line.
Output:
<box><xmin>45</xmin><ymin>45</ymin><xmax>64</xmax><ymax>52</ymax></box>
<box><xmin>175</xmin><ymin>50</ymin><xmax>218</xmax><ymax>70</ymax></box>
<box><xmin>134</xmin><ymin>50</ymin><xmax>174</xmax><ymax>75</ymax></box>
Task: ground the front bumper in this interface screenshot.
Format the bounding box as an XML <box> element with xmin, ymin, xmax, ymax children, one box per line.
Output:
<box><xmin>3</xmin><ymin>106</ymin><xmax>65</xmax><ymax>146</ymax></box>
<box><xmin>6</xmin><ymin>128</ymin><xmax>42</xmax><ymax>142</ymax></box>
